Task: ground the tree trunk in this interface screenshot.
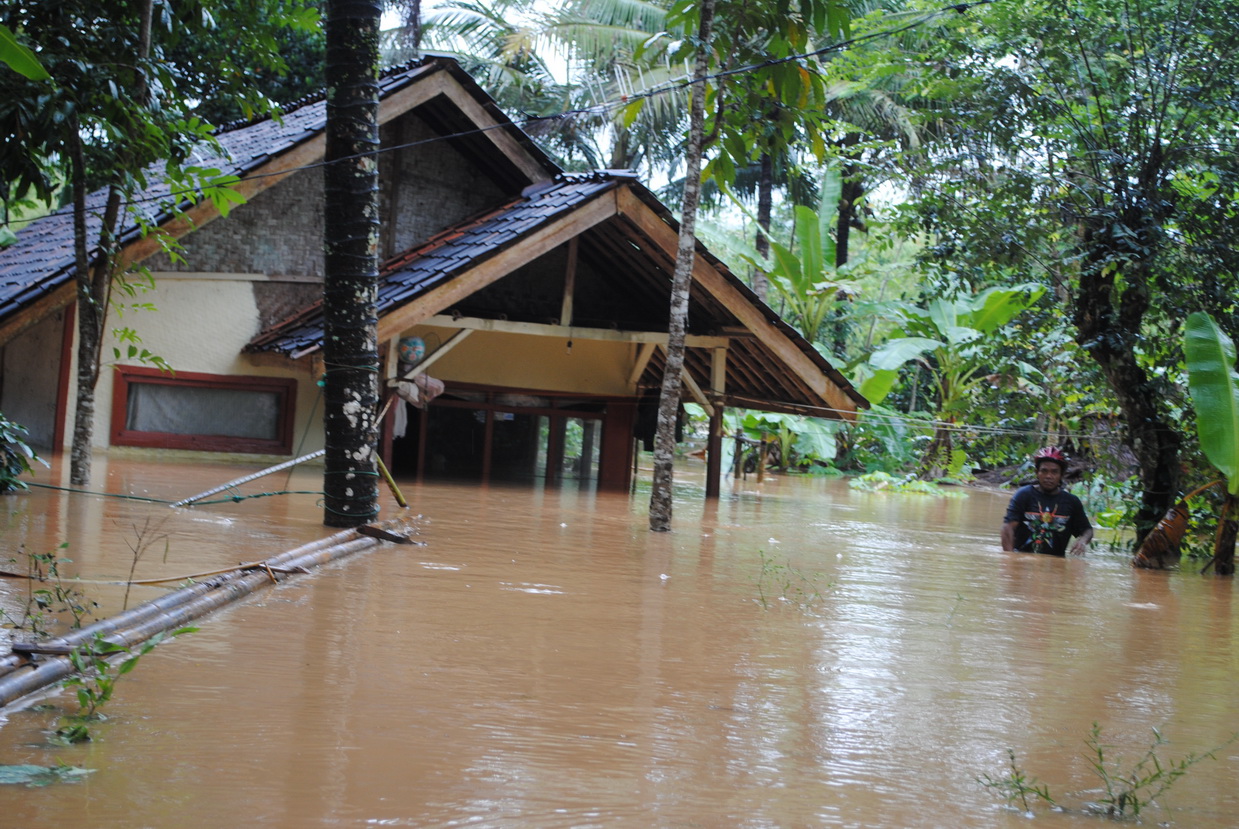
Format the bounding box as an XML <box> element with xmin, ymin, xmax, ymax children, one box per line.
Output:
<box><xmin>752</xmin><ymin>152</ymin><xmax>772</xmax><ymax>302</ymax></box>
<box><xmin>322</xmin><ymin>0</ymin><xmax>382</xmax><ymax>528</ymax></box>
<box><xmin>835</xmin><ymin>159</ymin><xmax>864</xmax><ymax>268</ymax></box>
<box><xmin>1212</xmin><ymin>492</ymin><xmax>1238</xmax><ymax>576</ymax></box>
<box><xmin>1074</xmin><ymin>234</ymin><xmax>1180</xmax><ymax>548</ymax></box>
<box><xmin>68</xmin><ymin>0</ymin><xmax>152</xmax><ymax>487</ymax></box>
<box><xmin>831</xmin><ymin>151</ymin><xmax>863</xmax><ymax>357</ymax></box>
<box><xmin>649</xmin><ymin>0</ymin><xmax>715</xmax><ymax>532</ymax></box>
<box><xmin>68</xmin><ymin>120</ymin><xmax>123</xmax><ymax>487</ymax></box>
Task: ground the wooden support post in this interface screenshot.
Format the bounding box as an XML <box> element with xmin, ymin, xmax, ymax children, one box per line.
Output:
<box><xmin>547</xmin><ymin>416</ymin><xmax>566</xmax><ymax>484</ymax></box>
<box><xmin>734</xmin><ymin>429</ymin><xmax>743</xmax><ymax>479</ymax></box>
<box><xmin>705</xmin><ymin>346</ymin><xmax>727</xmax><ymax>498</ymax></box>
<box><xmin>757</xmin><ymin>439</ymin><xmax>766</xmax><ymax>483</ymax></box>
<box><xmin>705</xmin><ymin>402</ymin><xmax>723</xmax><ymax>499</ymax></box>
<box><xmin>560</xmin><ymin>237</ymin><xmax>578</xmax><ymax>326</ymax></box>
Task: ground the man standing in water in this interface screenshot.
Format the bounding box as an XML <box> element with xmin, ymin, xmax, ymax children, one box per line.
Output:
<box><xmin>1001</xmin><ymin>446</ymin><xmax>1094</xmax><ymax>556</ymax></box>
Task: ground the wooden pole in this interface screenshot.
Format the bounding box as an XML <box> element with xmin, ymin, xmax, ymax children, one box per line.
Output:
<box><xmin>705</xmin><ymin>404</ymin><xmax>723</xmax><ymax>498</ymax></box>
<box><xmin>0</xmin><ymin>519</ymin><xmax>417</xmax><ymax>708</ymax></box>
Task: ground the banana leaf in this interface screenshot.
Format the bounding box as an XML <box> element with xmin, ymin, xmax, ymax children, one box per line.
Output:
<box><xmin>1183</xmin><ymin>312</ymin><xmax>1239</xmax><ymax>495</ymax></box>
<box><xmin>0</xmin><ymin>25</ymin><xmax>49</xmax><ymax>80</ymax></box>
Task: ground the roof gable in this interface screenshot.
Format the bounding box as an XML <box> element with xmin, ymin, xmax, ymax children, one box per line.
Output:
<box><xmin>0</xmin><ymin>57</ymin><xmax>559</xmax><ymax>345</ymax></box>
<box><xmin>247</xmin><ymin>172</ymin><xmax>868</xmax><ymax>418</ymax></box>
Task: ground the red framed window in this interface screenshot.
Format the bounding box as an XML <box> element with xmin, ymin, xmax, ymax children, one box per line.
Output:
<box><xmin>111</xmin><ymin>366</ymin><xmax>296</xmax><ymax>455</ymax></box>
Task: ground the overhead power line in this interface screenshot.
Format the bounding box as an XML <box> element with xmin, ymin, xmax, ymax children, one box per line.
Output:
<box><xmin>0</xmin><ymin>0</ymin><xmax>998</xmax><ymax>231</ymax></box>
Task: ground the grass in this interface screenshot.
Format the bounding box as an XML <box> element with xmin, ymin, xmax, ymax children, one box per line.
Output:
<box><xmin>754</xmin><ymin>549</ymin><xmax>833</xmax><ymax>610</ymax></box>
<box><xmin>979</xmin><ymin>724</ymin><xmax>1237</xmax><ymax>820</ymax></box>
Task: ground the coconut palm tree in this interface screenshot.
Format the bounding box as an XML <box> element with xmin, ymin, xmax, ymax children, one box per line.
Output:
<box><xmin>322</xmin><ymin>0</ymin><xmax>383</xmax><ymax>526</ymax></box>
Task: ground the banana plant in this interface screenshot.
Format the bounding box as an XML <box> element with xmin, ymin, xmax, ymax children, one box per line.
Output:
<box><xmin>862</xmin><ymin>283</ymin><xmax>1046</xmax><ymax>477</ymax></box>
<box><xmin>1179</xmin><ymin>312</ymin><xmax>1239</xmax><ymax>574</ymax></box>
<box><xmin>726</xmin><ymin>170</ymin><xmax>848</xmax><ymax>341</ymax></box>
<box><xmin>738</xmin><ymin>411</ymin><xmax>840</xmax><ymax>470</ymax></box>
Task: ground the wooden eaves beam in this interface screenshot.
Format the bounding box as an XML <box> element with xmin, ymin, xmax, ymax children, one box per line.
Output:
<box><xmin>615</xmin><ymin>186</ymin><xmax>859</xmax><ymax>421</ymax></box>
<box><xmin>374</xmin><ymin>191</ymin><xmax>620</xmax><ymax>343</ymax></box>
<box><xmin>419</xmin><ymin>314</ymin><xmax>729</xmax><ymax>348</ymax></box>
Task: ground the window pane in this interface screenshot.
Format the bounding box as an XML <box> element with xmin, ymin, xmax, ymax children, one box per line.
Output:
<box><xmin>126</xmin><ymin>383</ymin><xmax>280</xmax><ymax>440</ymax></box>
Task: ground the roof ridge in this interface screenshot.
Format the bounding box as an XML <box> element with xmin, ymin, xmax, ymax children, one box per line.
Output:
<box><xmin>213</xmin><ymin>56</ymin><xmax>441</xmax><ymax>136</ymax></box>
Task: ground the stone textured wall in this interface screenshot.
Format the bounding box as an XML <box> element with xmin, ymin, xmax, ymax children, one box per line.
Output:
<box><xmin>144</xmin><ymin>112</ymin><xmax>510</xmax><ymax>279</ymax></box>
<box><xmin>145</xmin><ymin>171</ymin><xmax>325</xmax><ymax>277</ymax></box>
<box><xmin>378</xmin><ymin>115</ymin><xmax>508</xmax><ymax>260</ymax></box>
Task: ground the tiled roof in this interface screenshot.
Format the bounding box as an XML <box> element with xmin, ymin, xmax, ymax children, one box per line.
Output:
<box><xmin>0</xmin><ymin>58</ymin><xmax>553</xmax><ymax>330</ymax></box>
<box><xmin>0</xmin><ymin>83</ymin><xmax>343</xmax><ymax>322</ymax></box>
<box><xmin>246</xmin><ymin>171</ymin><xmax>628</xmax><ymax>356</ymax></box>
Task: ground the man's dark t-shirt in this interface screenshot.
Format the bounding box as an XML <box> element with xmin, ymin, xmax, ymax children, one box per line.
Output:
<box><xmin>1004</xmin><ymin>485</ymin><xmax>1092</xmax><ymax>556</ymax></box>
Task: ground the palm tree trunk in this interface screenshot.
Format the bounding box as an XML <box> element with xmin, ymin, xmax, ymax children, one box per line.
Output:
<box><xmin>752</xmin><ymin>152</ymin><xmax>773</xmax><ymax>302</ymax></box>
<box><xmin>649</xmin><ymin>0</ymin><xmax>715</xmax><ymax>532</ymax></box>
<box><xmin>322</xmin><ymin>0</ymin><xmax>383</xmax><ymax>527</ymax></box>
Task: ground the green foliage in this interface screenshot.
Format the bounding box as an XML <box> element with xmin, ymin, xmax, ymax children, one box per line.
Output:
<box><xmin>0</xmin><ymin>412</ymin><xmax>46</xmax><ymax>492</ymax></box>
<box><xmin>0</xmin><ymin>762</ymin><xmax>93</xmax><ymax>787</ymax></box>
<box><xmin>753</xmin><ymin>549</ymin><xmax>831</xmax><ymax>610</ymax></box>
<box><xmin>836</xmin><ymin>404</ymin><xmax>927</xmax><ymax>474</ymax></box>
<box><xmin>0</xmin><ymin>544</ymin><xmax>95</xmax><ymax>638</ymax></box>
<box><xmin>848</xmin><ymin>471</ymin><xmax>966</xmax><ymax>497</ymax></box>
<box><xmin>55</xmin><ymin>627</ymin><xmax>197</xmax><ymax>743</ymax></box>
<box><xmin>1083</xmin><ymin>723</ymin><xmax>1235</xmax><ymax>819</ymax></box>
<box><xmin>979</xmin><ymin>725</ymin><xmax>1235</xmax><ymax>819</ymax></box>
<box><xmin>865</xmin><ymin>284</ymin><xmax>1045</xmax><ymax>411</ymax></box>
<box><xmin>1183</xmin><ymin>312</ymin><xmax>1239</xmax><ymax>496</ymax></box>
<box><xmin>0</xmin><ymin>22</ymin><xmax>48</xmax><ymax>80</ymax></box>
<box><xmin>728</xmin><ymin>170</ymin><xmax>850</xmax><ymax>341</ymax></box>
<box><xmin>857</xmin><ymin>283</ymin><xmax>1045</xmax><ymax>476</ymax></box>
<box><xmin>1076</xmin><ymin>474</ymin><xmax>1140</xmax><ymax>532</ymax></box>
<box><xmin>738</xmin><ymin>410</ymin><xmax>841</xmax><ymax>470</ymax></box>
<box><xmin>867</xmin><ymin>0</ymin><xmax>1239</xmax><ymax>520</ymax></box>
<box><xmin>977</xmin><ymin>748</ymin><xmax>1056</xmax><ymax>814</ymax></box>
<box><xmin>690</xmin><ymin>405</ymin><xmax>843</xmax><ymax>472</ymax></box>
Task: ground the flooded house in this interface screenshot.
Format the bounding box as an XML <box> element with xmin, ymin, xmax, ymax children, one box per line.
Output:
<box><xmin>0</xmin><ymin>56</ymin><xmax>866</xmax><ymax>496</ymax></box>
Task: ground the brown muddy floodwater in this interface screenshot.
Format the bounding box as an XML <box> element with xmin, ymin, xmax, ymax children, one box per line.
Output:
<box><xmin>2</xmin><ymin>454</ymin><xmax>1239</xmax><ymax>828</ymax></box>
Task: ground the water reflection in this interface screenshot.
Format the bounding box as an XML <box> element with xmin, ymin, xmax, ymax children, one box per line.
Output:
<box><xmin>1</xmin><ymin>456</ymin><xmax>1238</xmax><ymax>827</ymax></box>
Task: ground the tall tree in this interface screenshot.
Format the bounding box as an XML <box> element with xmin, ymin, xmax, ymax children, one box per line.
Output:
<box><xmin>322</xmin><ymin>0</ymin><xmax>383</xmax><ymax>527</ymax></box>
<box><xmin>647</xmin><ymin>0</ymin><xmax>849</xmax><ymax>528</ymax></box>
<box><xmin>649</xmin><ymin>0</ymin><xmax>715</xmax><ymax>532</ymax></box>
<box><xmin>884</xmin><ymin>0</ymin><xmax>1239</xmax><ymax>546</ymax></box>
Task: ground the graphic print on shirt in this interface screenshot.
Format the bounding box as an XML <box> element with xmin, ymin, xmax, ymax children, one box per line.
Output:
<box><xmin>1025</xmin><ymin>503</ymin><xmax>1068</xmax><ymax>554</ymax></box>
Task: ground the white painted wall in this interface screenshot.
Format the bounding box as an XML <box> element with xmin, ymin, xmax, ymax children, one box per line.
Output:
<box><xmin>72</xmin><ymin>273</ymin><xmax>323</xmax><ymax>459</ymax></box>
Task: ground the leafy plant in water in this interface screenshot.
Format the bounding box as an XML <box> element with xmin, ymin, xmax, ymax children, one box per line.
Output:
<box><xmin>848</xmin><ymin>471</ymin><xmax>966</xmax><ymax>497</ymax></box>
<box><xmin>0</xmin><ymin>761</ymin><xmax>94</xmax><ymax>788</ymax></box>
<box><xmin>0</xmin><ymin>412</ymin><xmax>47</xmax><ymax>492</ymax></box>
<box><xmin>121</xmin><ymin>516</ymin><xmax>171</xmax><ymax>611</ymax></box>
<box><xmin>54</xmin><ymin>627</ymin><xmax>197</xmax><ymax>743</ymax></box>
<box><xmin>978</xmin><ymin>724</ymin><xmax>1235</xmax><ymax>819</ymax></box>
<box><xmin>754</xmin><ymin>549</ymin><xmax>830</xmax><ymax>610</ymax></box>
<box><xmin>1180</xmin><ymin>312</ymin><xmax>1239</xmax><ymax>572</ymax></box>
<box><xmin>1083</xmin><ymin>722</ymin><xmax>1235</xmax><ymax>819</ymax></box>
<box><xmin>977</xmin><ymin>748</ymin><xmax>1056</xmax><ymax>814</ymax></box>
<box><xmin>1</xmin><ymin>544</ymin><xmax>96</xmax><ymax>638</ymax></box>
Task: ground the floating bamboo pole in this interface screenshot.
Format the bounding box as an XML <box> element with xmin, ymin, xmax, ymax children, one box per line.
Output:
<box><xmin>0</xmin><ymin>519</ymin><xmax>416</xmax><ymax>710</ymax></box>
<box><xmin>169</xmin><ymin>449</ymin><xmax>327</xmax><ymax>507</ymax></box>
